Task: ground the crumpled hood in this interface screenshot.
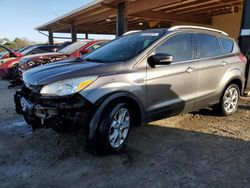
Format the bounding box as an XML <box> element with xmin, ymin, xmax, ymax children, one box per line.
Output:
<box><xmin>23</xmin><ymin>59</ymin><xmax>123</xmax><ymax>86</ymax></box>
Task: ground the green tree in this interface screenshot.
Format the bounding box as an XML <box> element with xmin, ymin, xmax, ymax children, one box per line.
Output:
<box><xmin>14</xmin><ymin>38</ymin><xmax>29</xmax><ymax>49</ymax></box>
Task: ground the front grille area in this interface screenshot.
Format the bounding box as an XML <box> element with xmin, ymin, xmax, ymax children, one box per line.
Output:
<box><xmin>21</xmin><ymin>85</ymin><xmax>41</xmax><ymax>104</ymax></box>
<box><xmin>20</xmin><ymin>85</ymin><xmax>89</xmax><ymax>110</ymax></box>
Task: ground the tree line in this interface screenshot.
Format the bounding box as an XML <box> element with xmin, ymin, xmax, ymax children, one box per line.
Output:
<box><xmin>0</xmin><ymin>37</ymin><xmax>39</xmax><ymax>50</ymax></box>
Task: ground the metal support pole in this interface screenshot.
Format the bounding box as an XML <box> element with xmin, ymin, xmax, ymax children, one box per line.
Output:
<box><xmin>86</xmin><ymin>33</ymin><xmax>89</xmax><ymax>39</ymax></box>
<box><xmin>71</xmin><ymin>22</ymin><xmax>77</xmax><ymax>42</ymax></box>
<box><xmin>239</xmin><ymin>0</ymin><xmax>250</xmax><ymax>53</ymax></box>
<box><xmin>48</xmin><ymin>30</ymin><xmax>53</xmax><ymax>45</ymax></box>
<box><xmin>239</xmin><ymin>0</ymin><xmax>250</xmax><ymax>94</ymax></box>
<box><xmin>116</xmin><ymin>2</ymin><xmax>128</xmax><ymax>37</ymax></box>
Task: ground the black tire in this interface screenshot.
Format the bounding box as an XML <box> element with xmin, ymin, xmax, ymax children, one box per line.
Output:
<box><xmin>94</xmin><ymin>102</ymin><xmax>132</xmax><ymax>154</ymax></box>
<box><xmin>9</xmin><ymin>64</ymin><xmax>19</xmax><ymax>79</ymax></box>
<box><xmin>216</xmin><ymin>84</ymin><xmax>240</xmax><ymax>116</ymax></box>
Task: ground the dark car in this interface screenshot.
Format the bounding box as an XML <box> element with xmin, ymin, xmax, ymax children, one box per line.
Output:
<box><xmin>18</xmin><ymin>40</ymin><xmax>108</xmax><ymax>73</ymax></box>
<box><xmin>15</xmin><ymin>26</ymin><xmax>247</xmax><ymax>154</ymax></box>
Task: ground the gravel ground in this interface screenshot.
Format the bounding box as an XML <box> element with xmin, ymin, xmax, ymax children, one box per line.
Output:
<box><xmin>0</xmin><ymin>79</ymin><xmax>249</xmax><ymax>188</ymax></box>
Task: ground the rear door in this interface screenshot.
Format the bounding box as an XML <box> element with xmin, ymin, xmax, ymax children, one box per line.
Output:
<box><xmin>194</xmin><ymin>33</ymin><xmax>225</xmax><ymax>109</ymax></box>
<box><xmin>146</xmin><ymin>33</ymin><xmax>198</xmax><ymax>121</ymax></box>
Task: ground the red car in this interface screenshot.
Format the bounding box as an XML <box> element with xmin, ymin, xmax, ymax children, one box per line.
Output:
<box><xmin>0</xmin><ymin>45</ymin><xmax>23</xmax><ymax>78</ymax></box>
<box><xmin>0</xmin><ymin>44</ymin><xmax>60</xmax><ymax>78</ymax></box>
<box><xmin>0</xmin><ymin>45</ymin><xmax>23</xmax><ymax>60</ymax></box>
<box><xmin>18</xmin><ymin>40</ymin><xmax>108</xmax><ymax>73</ymax></box>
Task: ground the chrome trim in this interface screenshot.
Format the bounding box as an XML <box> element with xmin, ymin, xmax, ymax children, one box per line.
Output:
<box><xmin>168</xmin><ymin>25</ymin><xmax>229</xmax><ymax>36</ymax></box>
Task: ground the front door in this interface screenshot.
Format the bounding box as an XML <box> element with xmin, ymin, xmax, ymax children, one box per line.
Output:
<box><xmin>146</xmin><ymin>33</ymin><xmax>198</xmax><ymax>121</ymax></box>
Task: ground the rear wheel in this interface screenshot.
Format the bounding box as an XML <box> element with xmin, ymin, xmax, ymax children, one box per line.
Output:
<box><xmin>94</xmin><ymin>103</ymin><xmax>132</xmax><ymax>154</ymax></box>
<box><xmin>216</xmin><ymin>84</ymin><xmax>240</xmax><ymax>116</ymax></box>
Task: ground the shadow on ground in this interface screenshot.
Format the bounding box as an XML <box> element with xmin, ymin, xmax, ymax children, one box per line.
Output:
<box><xmin>0</xmin><ymin>120</ymin><xmax>249</xmax><ymax>188</ymax></box>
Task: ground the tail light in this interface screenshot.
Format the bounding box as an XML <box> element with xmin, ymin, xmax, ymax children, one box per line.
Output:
<box><xmin>239</xmin><ymin>53</ymin><xmax>247</xmax><ymax>63</ymax></box>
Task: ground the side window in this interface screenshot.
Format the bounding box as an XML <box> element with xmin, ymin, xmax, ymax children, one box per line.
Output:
<box><xmin>220</xmin><ymin>38</ymin><xmax>234</xmax><ymax>54</ymax></box>
<box><xmin>30</xmin><ymin>48</ymin><xmax>50</xmax><ymax>55</ymax></box>
<box><xmin>155</xmin><ymin>34</ymin><xmax>193</xmax><ymax>63</ymax></box>
<box><xmin>197</xmin><ymin>34</ymin><xmax>221</xmax><ymax>58</ymax></box>
<box><xmin>46</xmin><ymin>46</ymin><xmax>58</xmax><ymax>52</ymax></box>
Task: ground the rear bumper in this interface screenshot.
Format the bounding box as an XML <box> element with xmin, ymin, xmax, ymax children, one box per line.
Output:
<box><xmin>14</xmin><ymin>88</ymin><xmax>94</xmax><ymax>129</ymax></box>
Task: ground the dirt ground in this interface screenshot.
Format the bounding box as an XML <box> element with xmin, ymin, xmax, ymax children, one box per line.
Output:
<box><xmin>0</xmin><ymin>79</ymin><xmax>249</xmax><ymax>188</ymax></box>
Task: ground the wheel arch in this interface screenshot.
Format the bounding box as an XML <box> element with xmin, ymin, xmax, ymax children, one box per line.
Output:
<box><xmin>219</xmin><ymin>77</ymin><xmax>243</xmax><ymax>101</ymax></box>
<box><xmin>88</xmin><ymin>91</ymin><xmax>147</xmax><ymax>141</ymax></box>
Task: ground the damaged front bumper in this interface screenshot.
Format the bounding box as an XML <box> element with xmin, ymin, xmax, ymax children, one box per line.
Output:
<box><xmin>14</xmin><ymin>86</ymin><xmax>94</xmax><ymax>130</ymax></box>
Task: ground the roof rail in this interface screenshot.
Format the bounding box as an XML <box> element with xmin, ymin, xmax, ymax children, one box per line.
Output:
<box><xmin>168</xmin><ymin>25</ymin><xmax>229</xmax><ymax>36</ymax></box>
<box><xmin>123</xmin><ymin>30</ymin><xmax>141</xmax><ymax>36</ymax></box>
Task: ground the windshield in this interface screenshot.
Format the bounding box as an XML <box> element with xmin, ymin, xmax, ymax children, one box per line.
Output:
<box><xmin>59</xmin><ymin>41</ymin><xmax>88</xmax><ymax>54</ymax></box>
<box><xmin>83</xmin><ymin>30</ymin><xmax>165</xmax><ymax>63</ymax></box>
<box><xmin>20</xmin><ymin>46</ymin><xmax>39</xmax><ymax>55</ymax></box>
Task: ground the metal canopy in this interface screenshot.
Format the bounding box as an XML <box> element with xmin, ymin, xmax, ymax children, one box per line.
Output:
<box><xmin>36</xmin><ymin>0</ymin><xmax>243</xmax><ymax>35</ymax></box>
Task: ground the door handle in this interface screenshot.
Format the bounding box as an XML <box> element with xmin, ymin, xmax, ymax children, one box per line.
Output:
<box><xmin>222</xmin><ymin>61</ymin><xmax>228</xmax><ymax>66</ymax></box>
<box><xmin>185</xmin><ymin>67</ymin><xmax>195</xmax><ymax>73</ymax></box>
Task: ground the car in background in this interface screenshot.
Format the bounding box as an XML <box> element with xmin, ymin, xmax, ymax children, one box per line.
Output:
<box><xmin>18</xmin><ymin>40</ymin><xmax>108</xmax><ymax>73</ymax></box>
<box><xmin>18</xmin><ymin>44</ymin><xmax>60</xmax><ymax>55</ymax></box>
<box><xmin>0</xmin><ymin>44</ymin><xmax>22</xmax><ymax>60</ymax></box>
<box><xmin>57</xmin><ymin>41</ymin><xmax>73</xmax><ymax>50</ymax></box>
<box><xmin>0</xmin><ymin>44</ymin><xmax>60</xmax><ymax>78</ymax></box>
<box><xmin>0</xmin><ymin>44</ymin><xmax>23</xmax><ymax>78</ymax></box>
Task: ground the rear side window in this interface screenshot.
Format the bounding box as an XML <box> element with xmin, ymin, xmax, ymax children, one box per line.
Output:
<box><xmin>155</xmin><ymin>33</ymin><xmax>193</xmax><ymax>62</ymax></box>
<box><xmin>197</xmin><ymin>34</ymin><xmax>221</xmax><ymax>58</ymax></box>
<box><xmin>220</xmin><ymin>38</ymin><xmax>234</xmax><ymax>54</ymax></box>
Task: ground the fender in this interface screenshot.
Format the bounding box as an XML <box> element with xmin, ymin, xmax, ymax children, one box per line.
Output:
<box><xmin>217</xmin><ymin>67</ymin><xmax>245</xmax><ymax>97</ymax></box>
<box><xmin>88</xmin><ymin>91</ymin><xmax>146</xmax><ymax>141</ymax></box>
<box><xmin>8</xmin><ymin>59</ymin><xmax>19</xmax><ymax>69</ymax></box>
<box><xmin>217</xmin><ymin>75</ymin><xmax>244</xmax><ymax>103</ymax></box>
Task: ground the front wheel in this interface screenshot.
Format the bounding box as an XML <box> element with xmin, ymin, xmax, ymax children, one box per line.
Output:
<box><xmin>216</xmin><ymin>84</ymin><xmax>240</xmax><ymax>116</ymax></box>
<box><xmin>9</xmin><ymin>64</ymin><xmax>20</xmax><ymax>79</ymax></box>
<box><xmin>95</xmin><ymin>103</ymin><xmax>132</xmax><ymax>154</ymax></box>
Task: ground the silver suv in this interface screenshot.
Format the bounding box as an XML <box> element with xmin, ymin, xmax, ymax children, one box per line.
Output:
<box><xmin>15</xmin><ymin>26</ymin><xmax>247</xmax><ymax>153</ymax></box>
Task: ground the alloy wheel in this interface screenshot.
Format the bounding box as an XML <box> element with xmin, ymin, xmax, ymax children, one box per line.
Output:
<box><xmin>223</xmin><ymin>87</ymin><xmax>239</xmax><ymax>114</ymax></box>
<box><xmin>109</xmin><ymin>107</ymin><xmax>130</xmax><ymax>148</ymax></box>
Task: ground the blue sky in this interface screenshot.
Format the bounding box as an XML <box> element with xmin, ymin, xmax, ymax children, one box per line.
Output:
<box><xmin>0</xmin><ymin>0</ymin><xmax>112</xmax><ymax>42</ymax></box>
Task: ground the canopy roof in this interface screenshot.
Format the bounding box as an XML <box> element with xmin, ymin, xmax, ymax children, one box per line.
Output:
<box><xmin>36</xmin><ymin>0</ymin><xmax>243</xmax><ymax>34</ymax></box>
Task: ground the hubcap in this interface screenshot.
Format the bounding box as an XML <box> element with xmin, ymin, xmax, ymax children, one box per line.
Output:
<box><xmin>223</xmin><ymin>87</ymin><xmax>239</xmax><ymax>113</ymax></box>
<box><xmin>109</xmin><ymin>107</ymin><xmax>130</xmax><ymax>148</ymax></box>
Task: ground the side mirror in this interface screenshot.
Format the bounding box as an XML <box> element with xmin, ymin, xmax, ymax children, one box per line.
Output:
<box><xmin>147</xmin><ymin>53</ymin><xmax>173</xmax><ymax>68</ymax></box>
